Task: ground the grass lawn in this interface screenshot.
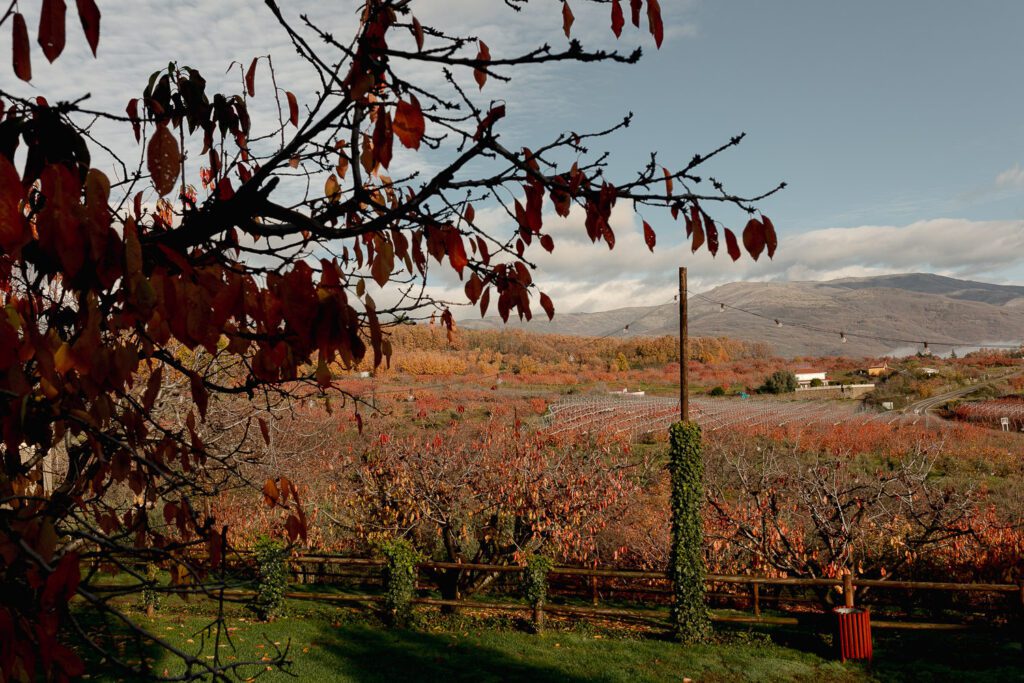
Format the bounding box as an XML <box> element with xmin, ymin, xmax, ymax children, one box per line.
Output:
<box><xmin>75</xmin><ymin>599</ymin><xmax>1023</xmax><ymax>682</ymax></box>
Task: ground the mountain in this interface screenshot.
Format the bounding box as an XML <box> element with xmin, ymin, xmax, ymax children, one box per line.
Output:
<box><xmin>457</xmin><ymin>274</ymin><xmax>1024</xmax><ymax>357</ymax></box>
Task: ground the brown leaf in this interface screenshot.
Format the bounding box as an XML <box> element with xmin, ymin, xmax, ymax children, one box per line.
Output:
<box><xmin>743</xmin><ymin>218</ymin><xmax>766</xmax><ymax>261</ymax></box>
<box><xmin>258</xmin><ymin>418</ymin><xmax>271</xmax><ymax>445</ymax></box>
<box><xmin>75</xmin><ymin>0</ymin><xmax>100</xmax><ymax>56</ymax></box>
<box><xmin>245</xmin><ymin>57</ymin><xmax>257</xmax><ymax>97</ymax></box>
<box><xmin>464</xmin><ymin>273</ymin><xmax>483</xmax><ymax>303</ymax></box>
<box><xmin>662</xmin><ymin>167</ymin><xmax>673</xmax><ymax>195</ymax></box>
<box><xmin>562</xmin><ymin>1</ymin><xmax>575</xmax><ymax>38</ymax></box>
<box><xmin>286</xmin><ymin>90</ymin><xmax>299</xmax><ymax>127</ymax></box>
<box><xmin>12</xmin><ymin>13</ymin><xmax>31</xmax><ymax>81</ymax></box>
<box><xmin>610</xmin><ymin>0</ymin><xmax>624</xmax><ymax>37</ymax></box>
<box><xmin>642</xmin><ymin>220</ymin><xmax>656</xmax><ymax>252</ymax></box>
<box><xmin>539</xmin><ymin>292</ymin><xmax>555</xmax><ymax>321</ymax></box>
<box><xmin>393</xmin><ymin>95</ymin><xmax>425</xmax><ymax>150</ymax></box>
<box><xmin>38</xmin><ymin>0</ymin><xmax>67</xmax><ymax>63</ymax></box>
<box><xmin>474</xmin><ymin>41</ymin><xmax>490</xmax><ymax>89</ymax></box>
<box><xmin>325</xmin><ymin>173</ymin><xmax>341</xmax><ymax>203</ymax></box>
<box><xmin>147</xmin><ymin>124</ymin><xmax>180</xmax><ymax>197</ymax></box>
<box><xmin>762</xmin><ymin>214</ymin><xmax>778</xmax><ymax>259</ymax></box>
<box><xmin>263</xmin><ymin>478</ymin><xmax>279</xmax><ymax>506</ymax></box>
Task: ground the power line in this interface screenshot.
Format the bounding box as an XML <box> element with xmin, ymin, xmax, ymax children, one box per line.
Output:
<box><xmin>688</xmin><ymin>291</ymin><xmax>1023</xmax><ymax>351</ymax></box>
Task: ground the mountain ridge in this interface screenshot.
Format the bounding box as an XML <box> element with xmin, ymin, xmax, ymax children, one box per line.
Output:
<box><xmin>457</xmin><ymin>274</ymin><xmax>1024</xmax><ymax>357</ymax></box>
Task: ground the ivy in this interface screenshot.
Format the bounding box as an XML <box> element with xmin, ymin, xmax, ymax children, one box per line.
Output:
<box><xmin>250</xmin><ymin>536</ymin><xmax>288</xmax><ymax>622</ymax></box>
<box><xmin>378</xmin><ymin>538</ymin><xmax>421</xmax><ymax>627</ymax></box>
<box><xmin>668</xmin><ymin>421</ymin><xmax>712</xmax><ymax>643</ymax></box>
<box><xmin>522</xmin><ymin>553</ymin><xmax>554</xmax><ymax>632</ymax></box>
<box><xmin>140</xmin><ymin>562</ymin><xmax>161</xmax><ymax>616</ymax></box>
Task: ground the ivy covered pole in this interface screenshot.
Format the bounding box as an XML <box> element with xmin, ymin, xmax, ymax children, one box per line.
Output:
<box><xmin>671</xmin><ymin>268</ymin><xmax>711</xmax><ymax>642</ymax></box>
<box><xmin>669</xmin><ymin>421</ymin><xmax>712</xmax><ymax>642</ymax></box>
<box><xmin>524</xmin><ymin>554</ymin><xmax>554</xmax><ymax>633</ymax></box>
<box><xmin>379</xmin><ymin>538</ymin><xmax>421</xmax><ymax>628</ymax></box>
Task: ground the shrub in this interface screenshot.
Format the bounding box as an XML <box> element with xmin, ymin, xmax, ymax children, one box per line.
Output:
<box><xmin>668</xmin><ymin>421</ymin><xmax>712</xmax><ymax>643</ymax></box>
<box><xmin>761</xmin><ymin>370</ymin><xmax>798</xmax><ymax>394</ymax></box>
<box><xmin>378</xmin><ymin>538</ymin><xmax>421</xmax><ymax>627</ymax></box>
<box><xmin>250</xmin><ymin>536</ymin><xmax>288</xmax><ymax>621</ymax></box>
<box><xmin>809</xmin><ymin>377</ymin><xmax>824</xmax><ymax>387</ymax></box>
<box><xmin>708</xmin><ymin>386</ymin><xmax>726</xmax><ymax>397</ymax></box>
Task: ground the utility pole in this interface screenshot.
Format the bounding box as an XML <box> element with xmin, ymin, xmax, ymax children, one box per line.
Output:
<box><xmin>679</xmin><ymin>266</ymin><xmax>688</xmax><ymax>422</ymax></box>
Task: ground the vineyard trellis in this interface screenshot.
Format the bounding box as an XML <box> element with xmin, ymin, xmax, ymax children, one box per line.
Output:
<box><xmin>547</xmin><ymin>394</ymin><xmax>905</xmax><ymax>438</ymax></box>
<box><xmin>954</xmin><ymin>399</ymin><xmax>1024</xmax><ymax>431</ymax></box>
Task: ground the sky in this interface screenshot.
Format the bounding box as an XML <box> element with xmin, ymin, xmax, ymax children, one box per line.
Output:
<box><xmin>5</xmin><ymin>0</ymin><xmax>1024</xmax><ymax>313</ymax></box>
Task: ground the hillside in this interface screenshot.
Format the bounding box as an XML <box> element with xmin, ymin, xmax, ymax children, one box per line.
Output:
<box><xmin>458</xmin><ymin>274</ymin><xmax>1024</xmax><ymax>357</ymax></box>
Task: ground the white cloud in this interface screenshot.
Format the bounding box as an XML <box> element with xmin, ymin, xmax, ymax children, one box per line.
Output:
<box><xmin>431</xmin><ymin>207</ymin><xmax>1024</xmax><ymax>315</ymax></box>
<box><xmin>995</xmin><ymin>163</ymin><xmax>1024</xmax><ymax>190</ymax></box>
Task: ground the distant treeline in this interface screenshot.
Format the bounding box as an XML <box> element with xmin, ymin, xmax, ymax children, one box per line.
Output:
<box><xmin>353</xmin><ymin>324</ymin><xmax>772</xmax><ymax>376</ymax></box>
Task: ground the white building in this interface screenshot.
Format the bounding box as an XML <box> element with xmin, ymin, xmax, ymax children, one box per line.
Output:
<box><xmin>794</xmin><ymin>369</ymin><xmax>828</xmax><ymax>388</ymax></box>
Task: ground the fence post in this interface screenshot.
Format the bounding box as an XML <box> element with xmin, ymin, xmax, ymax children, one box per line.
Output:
<box><xmin>753</xmin><ymin>583</ymin><xmax>761</xmax><ymax>617</ymax></box>
<box><xmin>843</xmin><ymin>572</ymin><xmax>855</xmax><ymax>609</ymax></box>
<box><xmin>591</xmin><ymin>575</ymin><xmax>599</xmax><ymax>606</ymax></box>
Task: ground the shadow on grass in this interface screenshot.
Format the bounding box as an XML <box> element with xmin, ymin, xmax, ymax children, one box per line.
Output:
<box><xmin>305</xmin><ymin>621</ymin><xmax>609</xmax><ymax>683</ymax></box>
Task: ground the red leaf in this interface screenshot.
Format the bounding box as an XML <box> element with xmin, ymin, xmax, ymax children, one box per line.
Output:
<box><xmin>479</xmin><ymin>287</ymin><xmax>491</xmax><ymax>317</ymax></box>
<box><xmin>372</xmin><ymin>108</ymin><xmax>393</xmax><ymax>169</ymax></box>
<box><xmin>75</xmin><ymin>0</ymin><xmax>100</xmax><ymax>56</ymax></box>
<box><xmin>12</xmin><ymin>13</ymin><xmax>31</xmax><ymax>82</ymax></box>
<box><xmin>142</xmin><ymin>365</ymin><xmax>162</xmax><ymax>411</ymax></box>
<box><xmin>245</xmin><ymin>57</ymin><xmax>257</xmax><ymax>97</ymax></box>
<box><xmin>474</xmin><ymin>41</ymin><xmax>490</xmax><ymax>89</ymax></box>
<box><xmin>611</xmin><ymin>0</ymin><xmax>624</xmax><ymax>37</ymax></box>
<box><xmin>464</xmin><ymin>273</ymin><xmax>483</xmax><ymax>303</ymax></box>
<box><xmin>258</xmin><ymin>417</ymin><xmax>271</xmax><ymax>445</ymax></box>
<box><xmin>126</xmin><ymin>98</ymin><xmax>140</xmax><ymax>142</ymax></box>
<box><xmin>762</xmin><ymin>214</ymin><xmax>778</xmax><ymax>259</ymax></box>
<box><xmin>412</xmin><ymin>17</ymin><xmax>424</xmax><ymax>51</ymax></box>
<box><xmin>540</xmin><ymin>234</ymin><xmax>555</xmax><ymax>252</ymax></box>
<box><xmin>190</xmin><ymin>372</ymin><xmax>209</xmax><ymax>421</ymax></box>
<box><xmin>445</xmin><ymin>231</ymin><xmax>468</xmax><ymax>277</ymax></box>
<box><xmin>630</xmin><ymin>0</ymin><xmax>642</xmax><ymax>27</ymax></box>
<box><xmin>691</xmin><ymin>216</ymin><xmax>705</xmax><ymax>253</ymax></box>
<box><xmin>393</xmin><ymin>95</ymin><xmax>425</xmax><ymax>150</ymax></box>
<box><xmin>539</xmin><ymin>292</ymin><xmax>555</xmax><ymax>321</ymax></box>
<box><xmin>562</xmin><ymin>1</ymin><xmax>575</xmax><ymax>38</ymax></box>
<box><xmin>743</xmin><ymin>218</ymin><xmax>766</xmax><ymax>261</ymax></box>
<box><xmin>286</xmin><ymin>90</ymin><xmax>299</xmax><ymax>127</ymax></box>
<box><xmin>473</xmin><ymin>104</ymin><xmax>506</xmax><ymax>140</ymax></box>
<box><xmin>147</xmin><ymin>124</ymin><xmax>180</xmax><ymax>197</ymax></box>
<box><xmin>642</xmin><ymin>220</ymin><xmax>656</xmax><ymax>252</ymax></box>
<box><xmin>647</xmin><ymin>0</ymin><xmax>664</xmax><ymax>48</ymax></box>
<box><xmin>724</xmin><ymin>228</ymin><xmax>741</xmax><ymax>261</ymax></box>
<box><xmin>662</xmin><ymin>167</ymin><xmax>673</xmax><ymax>195</ymax></box>
<box><xmin>38</xmin><ymin>0</ymin><xmax>67</xmax><ymax>63</ymax></box>
<box><xmin>0</xmin><ymin>156</ymin><xmax>27</xmax><ymax>251</ymax></box>
<box><xmin>702</xmin><ymin>211</ymin><xmax>719</xmax><ymax>256</ymax></box>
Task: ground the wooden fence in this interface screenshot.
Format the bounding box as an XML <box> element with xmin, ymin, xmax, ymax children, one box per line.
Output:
<box><xmin>263</xmin><ymin>554</ymin><xmax>1024</xmax><ymax>633</ymax></box>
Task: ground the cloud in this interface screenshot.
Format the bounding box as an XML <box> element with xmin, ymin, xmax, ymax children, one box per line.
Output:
<box><xmin>426</xmin><ymin>206</ymin><xmax>1024</xmax><ymax>316</ymax></box>
<box><xmin>995</xmin><ymin>163</ymin><xmax>1024</xmax><ymax>191</ymax></box>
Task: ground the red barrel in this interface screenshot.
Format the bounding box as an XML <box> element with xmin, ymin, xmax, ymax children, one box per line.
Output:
<box><xmin>834</xmin><ymin>607</ymin><xmax>872</xmax><ymax>663</ymax></box>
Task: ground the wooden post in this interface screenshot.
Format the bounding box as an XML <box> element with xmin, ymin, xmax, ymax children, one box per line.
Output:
<box><xmin>679</xmin><ymin>266</ymin><xmax>688</xmax><ymax>422</ymax></box>
<box><xmin>753</xmin><ymin>583</ymin><xmax>761</xmax><ymax>617</ymax></box>
<box><xmin>843</xmin><ymin>572</ymin><xmax>855</xmax><ymax>609</ymax></box>
<box><xmin>591</xmin><ymin>575</ymin><xmax>599</xmax><ymax>606</ymax></box>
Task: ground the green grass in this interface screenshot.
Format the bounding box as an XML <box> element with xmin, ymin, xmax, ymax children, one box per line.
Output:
<box><xmin>74</xmin><ymin>599</ymin><xmax>1023</xmax><ymax>682</ymax></box>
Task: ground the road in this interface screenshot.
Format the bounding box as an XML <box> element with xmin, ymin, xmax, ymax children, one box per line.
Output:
<box><xmin>901</xmin><ymin>367</ymin><xmax>1024</xmax><ymax>417</ymax></box>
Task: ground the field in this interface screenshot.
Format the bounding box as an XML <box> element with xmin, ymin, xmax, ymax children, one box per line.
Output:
<box><xmin>77</xmin><ymin>598</ymin><xmax>1023</xmax><ymax>682</ymax></box>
